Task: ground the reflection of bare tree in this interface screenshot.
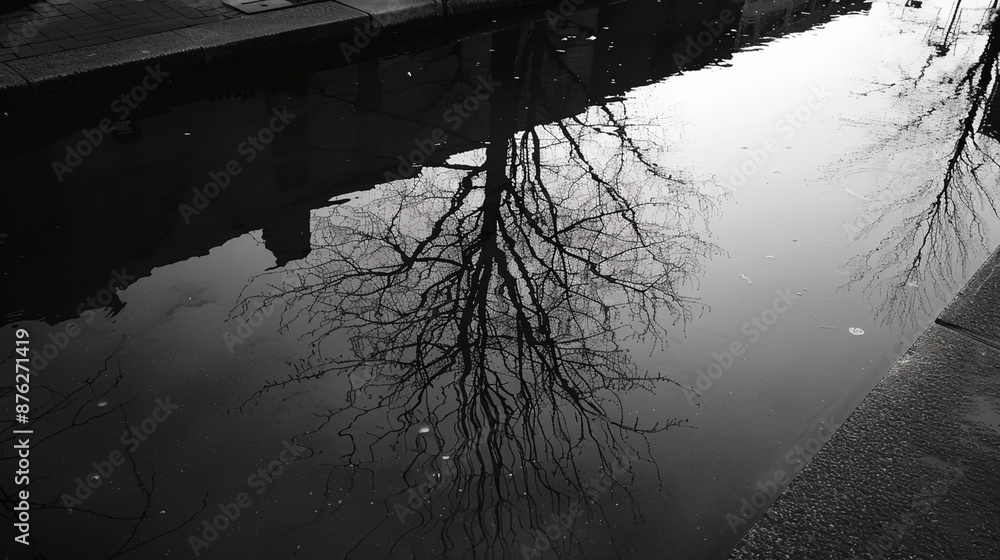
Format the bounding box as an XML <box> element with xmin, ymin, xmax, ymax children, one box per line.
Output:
<box><xmin>0</xmin><ymin>338</ymin><xmax>208</xmax><ymax>559</ymax></box>
<box><xmin>843</xmin><ymin>17</ymin><xmax>1000</xmax><ymax>328</ymax></box>
<box><xmin>240</xmin><ymin>23</ymin><xmax>717</xmax><ymax>560</ymax></box>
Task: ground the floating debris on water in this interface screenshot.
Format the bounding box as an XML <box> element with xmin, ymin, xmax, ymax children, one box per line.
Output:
<box><xmin>849</xmin><ymin>327</ymin><xmax>865</xmax><ymax>336</ymax></box>
<box><xmin>417</xmin><ymin>426</ymin><xmax>430</xmax><ymax>434</ymax></box>
<box><xmin>739</xmin><ymin>273</ymin><xmax>753</xmax><ymax>284</ymax></box>
<box><xmin>97</xmin><ymin>400</ymin><xmax>108</xmax><ymax>407</ymax></box>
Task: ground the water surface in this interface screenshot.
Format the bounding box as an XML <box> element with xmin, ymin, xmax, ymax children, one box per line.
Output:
<box><xmin>2</xmin><ymin>0</ymin><xmax>999</xmax><ymax>558</ymax></box>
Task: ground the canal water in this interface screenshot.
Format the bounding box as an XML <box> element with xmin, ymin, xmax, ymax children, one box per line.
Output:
<box><xmin>2</xmin><ymin>0</ymin><xmax>999</xmax><ymax>558</ymax></box>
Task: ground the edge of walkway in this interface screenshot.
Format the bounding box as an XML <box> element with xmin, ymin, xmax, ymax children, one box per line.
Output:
<box><xmin>728</xmin><ymin>245</ymin><xmax>1000</xmax><ymax>559</ymax></box>
<box><xmin>0</xmin><ymin>0</ymin><xmax>547</xmax><ymax>105</ymax></box>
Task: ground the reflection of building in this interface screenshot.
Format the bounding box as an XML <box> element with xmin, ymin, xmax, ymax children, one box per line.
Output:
<box><xmin>588</xmin><ymin>0</ymin><xmax>868</xmax><ymax>100</ymax></box>
<box><xmin>739</xmin><ymin>0</ymin><xmax>798</xmax><ymax>45</ymax></box>
<box><xmin>262</xmin><ymin>206</ymin><xmax>312</xmax><ymax>268</ymax></box>
<box><xmin>0</xmin><ymin>0</ymin><xmax>869</xmax><ymax>325</ymax></box>
<box><xmin>736</xmin><ymin>0</ymin><xmax>864</xmax><ymax>47</ymax></box>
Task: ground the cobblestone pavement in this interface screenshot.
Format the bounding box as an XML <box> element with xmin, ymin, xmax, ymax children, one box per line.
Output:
<box><xmin>0</xmin><ymin>0</ymin><xmax>242</xmax><ymax>62</ymax></box>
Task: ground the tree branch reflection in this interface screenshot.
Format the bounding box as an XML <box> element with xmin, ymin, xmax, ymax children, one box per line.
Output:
<box><xmin>843</xmin><ymin>17</ymin><xmax>1000</xmax><ymax>328</ymax></box>
<box><xmin>239</xmin><ymin>23</ymin><xmax>718</xmax><ymax>560</ymax></box>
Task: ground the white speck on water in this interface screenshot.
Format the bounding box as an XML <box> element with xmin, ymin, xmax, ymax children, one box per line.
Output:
<box><xmin>97</xmin><ymin>400</ymin><xmax>108</xmax><ymax>407</ymax></box>
<box><xmin>849</xmin><ymin>327</ymin><xmax>865</xmax><ymax>336</ymax></box>
<box><xmin>417</xmin><ymin>426</ymin><xmax>430</xmax><ymax>434</ymax></box>
<box><xmin>739</xmin><ymin>273</ymin><xmax>753</xmax><ymax>284</ymax></box>
<box><xmin>843</xmin><ymin>187</ymin><xmax>868</xmax><ymax>200</ymax></box>
<box><xmin>765</xmin><ymin>255</ymin><xmax>774</xmax><ymax>259</ymax></box>
<box><xmin>441</xmin><ymin>455</ymin><xmax>450</xmax><ymax>460</ymax></box>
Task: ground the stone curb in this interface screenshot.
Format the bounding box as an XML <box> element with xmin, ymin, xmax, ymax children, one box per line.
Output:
<box><xmin>0</xmin><ymin>0</ymin><xmax>533</xmax><ymax>104</ymax></box>
<box><xmin>728</xmin><ymin>245</ymin><xmax>1000</xmax><ymax>558</ymax></box>
<box><xmin>937</xmin><ymin>242</ymin><xmax>1000</xmax><ymax>348</ymax></box>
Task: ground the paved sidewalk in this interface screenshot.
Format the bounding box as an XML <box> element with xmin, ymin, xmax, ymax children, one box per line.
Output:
<box><xmin>0</xmin><ymin>0</ymin><xmax>491</xmax><ymax>102</ymax></box>
<box><xmin>0</xmin><ymin>0</ymin><xmax>239</xmax><ymax>62</ymax></box>
<box><xmin>729</xmin><ymin>246</ymin><xmax>1000</xmax><ymax>559</ymax></box>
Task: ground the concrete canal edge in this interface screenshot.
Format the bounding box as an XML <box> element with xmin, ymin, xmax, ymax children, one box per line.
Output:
<box><xmin>729</xmin><ymin>244</ymin><xmax>1000</xmax><ymax>559</ymax></box>
<box><xmin>0</xmin><ymin>0</ymin><xmax>558</xmax><ymax>105</ymax></box>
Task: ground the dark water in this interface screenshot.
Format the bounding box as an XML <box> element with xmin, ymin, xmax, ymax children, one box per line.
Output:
<box><xmin>2</xmin><ymin>0</ymin><xmax>1000</xmax><ymax>558</ymax></box>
